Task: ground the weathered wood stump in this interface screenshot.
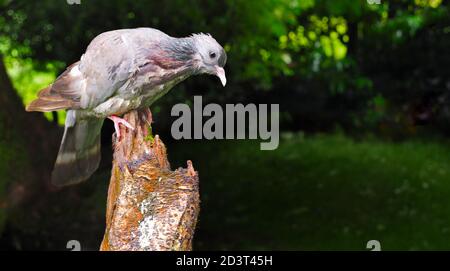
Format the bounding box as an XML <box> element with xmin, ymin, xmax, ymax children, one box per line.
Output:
<box><xmin>100</xmin><ymin>109</ymin><xmax>199</xmax><ymax>251</ymax></box>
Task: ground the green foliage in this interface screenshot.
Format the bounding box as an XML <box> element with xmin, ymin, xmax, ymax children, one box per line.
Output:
<box><xmin>2</xmin><ymin>56</ymin><xmax>65</xmax><ymax>124</ymax></box>
<box><xmin>144</xmin><ymin>125</ymin><xmax>154</xmax><ymax>143</ymax></box>
<box><xmin>0</xmin><ymin>0</ymin><xmax>447</xmax><ymax>136</ymax></box>
<box><xmin>4</xmin><ymin>57</ymin><xmax>57</xmax><ymax>105</ymax></box>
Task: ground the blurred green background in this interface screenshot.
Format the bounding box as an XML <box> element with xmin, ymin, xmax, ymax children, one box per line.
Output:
<box><xmin>0</xmin><ymin>0</ymin><xmax>449</xmax><ymax>250</ymax></box>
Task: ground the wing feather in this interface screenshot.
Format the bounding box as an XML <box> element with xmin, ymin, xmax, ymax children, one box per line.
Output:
<box><xmin>78</xmin><ymin>28</ymin><xmax>172</xmax><ymax>108</ymax></box>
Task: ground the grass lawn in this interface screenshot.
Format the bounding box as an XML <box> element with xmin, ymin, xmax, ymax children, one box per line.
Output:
<box><xmin>169</xmin><ymin>133</ymin><xmax>450</xmax><ymax>250</ymax></box>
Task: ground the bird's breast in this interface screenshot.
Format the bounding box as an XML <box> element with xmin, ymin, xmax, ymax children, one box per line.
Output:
<box><xmin>139</xmin><ymin>73</ymin><xmax>190</xmax><ymax>106</ymax></box>
<box><xmin>85</xmin><ymin>69</ymin><xmax>192</xmax><ymax>118</ymax></box>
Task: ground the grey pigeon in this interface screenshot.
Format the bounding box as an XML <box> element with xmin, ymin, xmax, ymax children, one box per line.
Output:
<box><xmin>26</xmin><ymin>27</ymin><xmax>227</xmax><ymax>186</ymax></box>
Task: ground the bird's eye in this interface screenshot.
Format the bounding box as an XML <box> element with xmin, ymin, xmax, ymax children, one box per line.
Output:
<box><xmin>209</xmin><ymin>52</ymin><xmax>216</xmax><ymax>59</ymax></box>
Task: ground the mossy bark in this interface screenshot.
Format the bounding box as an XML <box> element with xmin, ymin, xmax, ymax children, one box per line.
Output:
<box><xmin>100</xmin><ymin>110</ymin><xmax>200</xmax><ymax>251</ymax></box>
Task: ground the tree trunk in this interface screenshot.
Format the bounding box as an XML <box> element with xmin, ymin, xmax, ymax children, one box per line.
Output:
<box><xmin>0</xmin><ymin>56</ymin><xmax>59</xmax><ymax>211</ymax></box>
<box><xmin>0</xmin><ymin>56</ymin><xmax>64</xmax><ymax>249</ymax></box>
<box><xmin>100</xmin><ymin>109</ymin><xmax>200</xmax><ymax>251</ymax></box>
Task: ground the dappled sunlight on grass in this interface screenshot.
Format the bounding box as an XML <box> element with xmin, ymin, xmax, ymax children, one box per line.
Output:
<box><xmin>170</xmin><ymin>134</ymin><xmax>450</xmax><ymax>250</ymax></box>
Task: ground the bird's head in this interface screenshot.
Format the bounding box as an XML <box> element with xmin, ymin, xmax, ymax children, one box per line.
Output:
<box><xmin>191</xmin><ymin>33</ymin><xmax>227</xmax><ymax>86</ymax></box>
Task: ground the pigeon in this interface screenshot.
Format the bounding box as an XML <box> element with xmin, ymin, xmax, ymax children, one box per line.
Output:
<box><xmin>26</xmin><ymin>28</ymin><xmax>227</xmax><ymax>186</ymax></box>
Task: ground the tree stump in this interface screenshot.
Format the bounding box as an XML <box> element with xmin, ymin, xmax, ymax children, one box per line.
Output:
<box><xmin>100</xmin><ymin>109</ymin><xmax>200</xmax><ymax>251</ymax></box>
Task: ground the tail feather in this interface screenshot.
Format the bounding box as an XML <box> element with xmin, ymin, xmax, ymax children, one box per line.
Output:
<box><xmin>51</xmin><ymin>110</ymin><xmax>104</xmax><ymax>186</ymax></box>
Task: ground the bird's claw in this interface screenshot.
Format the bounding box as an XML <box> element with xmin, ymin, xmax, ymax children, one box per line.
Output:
<box><xmin>108</xmin><ymin>115</ymin><xmax>134</xmax><ymax>139</ymax></box>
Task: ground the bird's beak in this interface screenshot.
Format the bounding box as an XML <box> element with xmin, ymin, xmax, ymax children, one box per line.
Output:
<box><xmin>215</xmin><ymin>66</ymin><xmax>227</xmax><ymax>87</ymax></box>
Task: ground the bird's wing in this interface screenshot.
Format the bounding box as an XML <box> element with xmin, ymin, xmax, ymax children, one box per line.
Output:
<box><xmin>27</xmin><ymin>28</ymin><xmax>173</xmax><ymax>113</ymax></box>
<box><xmin>79</xmin><ymin>28</ymin><xmax>171</xmax><ymax>108</ymax></box>
<box><xmin>26</xmin><ymin>62</ymin><xmax>84</xmax><ymax>112</ymax></box>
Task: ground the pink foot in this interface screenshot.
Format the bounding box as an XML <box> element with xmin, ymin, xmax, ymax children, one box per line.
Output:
<box><xmin>108</xmin><ymin>115</ymin><xmax>134</xmax><ymax>139</ymax></box>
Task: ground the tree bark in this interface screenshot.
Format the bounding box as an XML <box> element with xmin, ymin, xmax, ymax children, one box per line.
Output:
<box><xmin>100</xmin><ymin>109</ymin><xmax>200</xmax><ymax>251</ymax></box>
